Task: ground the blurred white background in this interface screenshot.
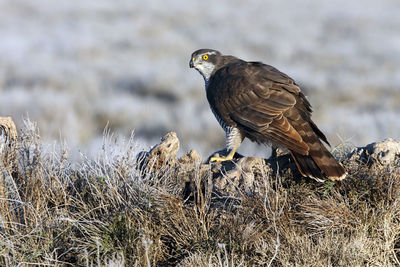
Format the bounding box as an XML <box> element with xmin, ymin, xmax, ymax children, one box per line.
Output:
<box><xmin>0</xmin><ymin>0</ymin><xmax>399</xmax><ymax>159</ymax></box>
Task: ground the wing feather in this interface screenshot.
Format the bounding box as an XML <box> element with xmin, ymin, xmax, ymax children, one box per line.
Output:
<box><xmin>207</xmin><ymin>61</ymin><xmax>318</xmax><ymax>155</ymax></box>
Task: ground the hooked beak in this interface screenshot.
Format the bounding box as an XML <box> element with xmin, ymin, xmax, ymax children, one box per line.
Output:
<box><xmin>189</xmin><ymin>58</ymin><xmax>194</xmax><ymax>68</ymax></box>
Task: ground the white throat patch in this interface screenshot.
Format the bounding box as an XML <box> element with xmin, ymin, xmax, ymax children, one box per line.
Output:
<box><xmin>195</xmin><ymin>61</ymin><xmax>215</xmax><ymax>87</ymax></box>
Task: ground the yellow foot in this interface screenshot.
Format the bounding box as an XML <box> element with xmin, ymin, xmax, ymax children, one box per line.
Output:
<box><xmin>210</xmin><ymin>154</ymin><xmax>234</xmax><ymax>162</ymax></box>
<box><xmin>210</xmin><ymin>145</ymin><xmax>239</xmax><ymax>162</ymax></box>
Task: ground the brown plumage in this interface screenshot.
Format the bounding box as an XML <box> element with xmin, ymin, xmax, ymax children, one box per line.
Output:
<box><xmin>190</xmin><ymin>49</ymin><xmax>346</xmax><ymax>181</ymax></box>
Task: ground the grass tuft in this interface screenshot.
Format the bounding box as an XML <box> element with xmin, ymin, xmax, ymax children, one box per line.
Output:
<box><xmin>0</xmin><ymin>121</ymin><xmax>399</xmax><ymax>266</ymax></box>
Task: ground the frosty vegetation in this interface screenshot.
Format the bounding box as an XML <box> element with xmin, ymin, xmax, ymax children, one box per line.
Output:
<box><xmin>1</xmin><ymin>120</ymin><xmax>399</xmax><ymax>266</ymax></box>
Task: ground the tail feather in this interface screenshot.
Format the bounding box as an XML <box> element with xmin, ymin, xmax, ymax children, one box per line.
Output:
<box><xmin>290</xmin><ymin>145</ymin><xmax>346</xmax><ymax>182</ymax></box>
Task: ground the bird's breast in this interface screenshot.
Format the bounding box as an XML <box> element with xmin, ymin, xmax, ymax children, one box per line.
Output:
<box><xmin>210</xmin><ymin>105</ymin><xmax>229</xmax><ymax>132</ymax></box>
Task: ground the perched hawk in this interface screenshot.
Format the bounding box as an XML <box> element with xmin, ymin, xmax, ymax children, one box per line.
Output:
<box><xmin>189</xmin><ymin>49</ymin><xmax>346</xmax><ymax>181</ymax></box>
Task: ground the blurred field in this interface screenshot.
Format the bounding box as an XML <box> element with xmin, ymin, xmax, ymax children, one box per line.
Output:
<box><xmin>0</xmin><ymin>0</ymin><xmax>399</xmax><ymax>159</ymax></box>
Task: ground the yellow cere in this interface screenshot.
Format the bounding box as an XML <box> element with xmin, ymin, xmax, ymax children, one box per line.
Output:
<box><xmin>203</xmin><ymin>54</ymin><xmax>209</xmax><ymax>60</ymax></box>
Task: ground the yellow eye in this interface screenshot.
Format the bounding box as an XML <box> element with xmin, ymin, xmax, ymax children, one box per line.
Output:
<box><xmin>202</xmin><ymin>54</ymin><xmax>209</xmax><ymax>60</ymax></box>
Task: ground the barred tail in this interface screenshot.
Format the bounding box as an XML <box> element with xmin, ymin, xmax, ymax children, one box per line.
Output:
<box><xmin>290</xmin><ymin>145</ymin><xmax>346</xmax><ymax>182</ymax></box>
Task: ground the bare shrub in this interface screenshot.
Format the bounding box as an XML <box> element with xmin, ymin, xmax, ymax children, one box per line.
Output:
<box><xmin>0</xmin><ymin>121</ymin><xmax>399</xmax><ymax>266</ymax></box>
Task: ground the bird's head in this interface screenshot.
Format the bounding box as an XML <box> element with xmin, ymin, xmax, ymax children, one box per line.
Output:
<box><xmin>190</xmin><ymin>49</ymin><xmax>222</xmax><ymax>83</ymax></box>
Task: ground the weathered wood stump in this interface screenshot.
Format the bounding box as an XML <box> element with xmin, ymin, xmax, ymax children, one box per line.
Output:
<box><xmin>347</xmin><ymin>138</ymin><xmax>400</xmax><ymax>167</ymax></box>
<box><xmin>0</xmin><ymin>116</ymin><xmax>18</xmax><ymax>165</ymax></box>
<box><xmin>140</xmin><ymin>132</ymin><xmax>400</xmax><ymax>201</ymax></box>
<box><xmin>0</xmin><ymin>117</ymin><xmax>20</xmax><ymax>226</ymax></box>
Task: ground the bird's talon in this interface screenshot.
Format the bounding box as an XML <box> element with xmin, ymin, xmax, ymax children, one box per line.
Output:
<box><xmin>210</xmin><ymin>156</ymin><xmax>223</xmax><ymax>162</ymax></box>
<box><xmin>210</xmin><ymin>155</ymin><xmax>233</xmax><ymax>163</ymax></box>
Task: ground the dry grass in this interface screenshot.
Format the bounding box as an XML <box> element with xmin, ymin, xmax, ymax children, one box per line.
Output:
<box><xmin>1</xmin><ymin>121</ymin><xmax>399</xmax><ymax>266</ymax></box>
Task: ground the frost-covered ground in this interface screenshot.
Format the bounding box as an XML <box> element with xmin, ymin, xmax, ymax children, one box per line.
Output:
<box><xmin>0</xmin><ymin>0</ymin><xmax>399</xmax><ymax>159</ymax></box>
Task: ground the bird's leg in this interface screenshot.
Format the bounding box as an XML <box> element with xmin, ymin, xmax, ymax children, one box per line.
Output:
<box><xmin>269</xmin><ymin>146</ymin><xmax>286</xmax><ymax>160</ymax></box>
<box><xmin>270</xmin><ymin>146</ymin><xmax>278</xmax><ymax>160</ymax></box>
<box><xmin>210</xmin><ymin>145</ymin><xmax>239</xmax><ymax>162</ymax></box>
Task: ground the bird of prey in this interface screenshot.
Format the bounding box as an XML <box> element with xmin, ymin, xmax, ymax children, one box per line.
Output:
<box><xmin>189</xmin><ymin>49</ymin><xmax>346</xmax><ymax>181</ymax></box>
